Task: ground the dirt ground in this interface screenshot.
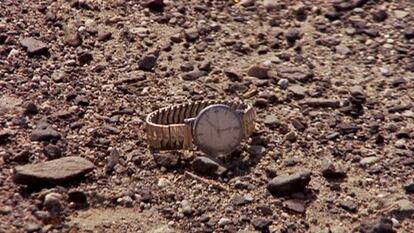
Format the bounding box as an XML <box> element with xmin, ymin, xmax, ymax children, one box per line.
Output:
<box><xmin>0</xmin><ymin>0</ymin><xmax>414</xmax><ymax>232</ymax></box>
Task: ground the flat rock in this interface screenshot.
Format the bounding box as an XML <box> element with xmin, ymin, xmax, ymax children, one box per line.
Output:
<box><xmin>20</xmin><ymin>37</ymin><xmax>49</xmax><ymax>56</ymax></box>
<box><xmin>360</xmin><ymin>156</ymin><xmax>380</xmax><ymax>166</ymax></box>
<box><xmin>300</xmin><ymin>98</ymin><xmax>341</xmax><ymax>108</ymax></box>
<box><xmin>13</xmin><ymin>156</ymin><xmax>94</xmax><ymax>187</ymax></box>
<box><xmin>339</xmin><ymin>199</ymin><xmax>358</xmax><ymax>213</ymax></box>
<box><xmin>267</xmin><ymin>170</ymin><xmax>311</xmax><ymax>196</ymax></box>
<box><xmin>192</xmin><ymin>156</ymin><xmax>226</xmax><ymax>176</ymax></box>
<box><xmin>277</xmin><ymin>66</ymin><xmax>314</xmax><ymax>82</ymax></box>
<box><xmin>182</xmin><ymin>70</ymin><xmax>207</xmax><ymax>81</ymax></box>
<box><xmin>30</xmin><ymin>124</ymin><xmax>61</xmax><ymax>142</ymax></box>
<box><xmin>184</xmin><ymin>28</ymin><xmax>199</xmax><ymax>42</ymax></box>
<box><xmin>321</xmin><ymin>161</ymin><xmax>347</xmax><ymax>179</ymax></box>
<box><xmin>247</xmin><ymin>65</ymin><xmax>270</xmax><ymax>79</ymax></box>
<box><xmin>283</xmin><ymin>199</ymin><xmax>306</xmax><ymax>213</ymax></box>
<box><xmin>288</xmin><ymin>85</ymin><xmax>307</xmax><ymax>99</ymax></box>
<box><xmin>391</xmin><ymin>199</ymin><xmax>414</xmax><ymax>220</ymax></box>
<box><xmin>358</xmin><ymin>217</ymin><xmax>395</xmax><ymax>233</ymax></box>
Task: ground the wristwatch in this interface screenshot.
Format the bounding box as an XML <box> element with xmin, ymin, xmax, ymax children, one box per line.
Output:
<box><xmin>145</xmin><ymin>100</ymin><xmax>256</xmax><ymax>156</ymax></box>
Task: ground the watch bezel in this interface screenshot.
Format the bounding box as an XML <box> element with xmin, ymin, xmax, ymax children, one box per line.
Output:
<box><xmin>192</xmin><ymin>104</ymin><xmax>244</xmax><ymax>156</ymax></box>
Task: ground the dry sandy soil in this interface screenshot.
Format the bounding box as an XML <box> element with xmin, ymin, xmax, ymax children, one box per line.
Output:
<box><xmin>0</xmin><ymin>0</ymin><xmax>414</xmax><ymax>232</ymax></box>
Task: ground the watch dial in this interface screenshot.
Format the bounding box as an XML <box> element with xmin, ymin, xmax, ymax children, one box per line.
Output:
<box><xmin>193</xmin><ymin>105</ymin><xmax>243</xmax><ymax>156</ymax></box>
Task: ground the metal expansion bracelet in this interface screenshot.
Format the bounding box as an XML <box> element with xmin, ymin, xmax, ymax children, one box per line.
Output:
<box><xmin>145</xmin><ymin>100</ymin><xmax>256</xmax><ymax>150</ymax></box>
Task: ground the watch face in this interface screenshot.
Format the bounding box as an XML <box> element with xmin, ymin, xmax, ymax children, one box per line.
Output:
<box><xmin>193</xmin><ymin>104</ymin><xmax>243</xmax><ymax>156</ymax></box>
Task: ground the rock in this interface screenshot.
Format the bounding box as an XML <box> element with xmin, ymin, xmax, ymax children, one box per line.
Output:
<box><xmin>154</xmin><ymin>152</ymin><xmax>179</xmax><ymax>168</ymax></box>
<box><xmin>25</xmin><ymin>102</ymin><xmax>39</xmax><ymax>114</ymax></box>
<box><xmin>143</xmin><ymin>0</ymin><xmax>165</xmax><ymax>11</ymax></box>
<box><xmin>394</xmin><ymin>10</ymin><xmax>408</xmax><ymax>19</ymax></box>
<box><xmin>180</xmin><ymin>63</ymin><xmax>194</xmax><ymax>72</ymax></box>
<box><xmin>285</xmin><ymin>28</ymin><xmax>302</xmax><ymax>43</ymax></box>
<box><xmin>240</xmin><ymin>0</ymin><xmax>255</xmax><ymax>7</ymax></box>
<box><xmin>391</xmin><ymin>199</ymin><xmax>414</xmax><ymax>220</ymax></box>
<box><xmin>404</xmin><ymin>27</ymin><xmax>414</xmax><ymax>40</ymax></box>
<box><xmin>339</xmin><ymin>199</ymin><xmax>358</xmax><ymax>213</ymax></box>
<box><xmin>248</xmin><ymin>145</ymin><xmax>266</xmax><ymax>157</ymax></box>
<box><xmin>321</xmin><ymin>161</ymin><xmax>347</xmax><ymax>179</ymax></box>
<box><xmin>224</xmin><ymin>69</ymin><xmax>243</xmax><ymax>82</ymax></box>
<box><xmin>337</xmin><ymin>122</ymin><xmax>359</xmax><ymax>134</ymax></box>
<box><xmin>0</xmin><ymin>129</ymin><xmax>13</xmax><ymax>144</ymax></box>
<box><xmin>64</xmin><ymin>30</ymin><xmax>82</xmax><ymax>47</ymax></box>
<box><xmin>30</xmin><ymin>123</ymin><xmax>61</xmax><ymax>142</ymax></box>
<box><xmin>199</xmin><ymin>60</ymin><xmax>211</xmax><ymax>72</ymax></box>
<box><xmin>404</xmin><ymin>182</ymin><xmax>414</xmax><ymax>193</ymax></box>
<box><xmin>358</xmin><ymin>217</ymin><xmax>396</xmax><ymax>233</ymax></box>
<box><xmin>20</xmin><ymin>37</ymin><xmax>49</xmax><ymax>56</ymax></box>
<box><xmin>335</xmin><ymin>45</ymin><xmax>351</xmax><ymax>55</ymax></box>
<box><xmin>24</xmin><ymin>223</ymin><xmax>41</xmax><ymax>233</ymax></box>
<box><xmin>139</xmin><ymin>54</ymin><xmax>158</xmax><ymax>71</ymax></box>
<box><xmin>267</xmin><ymin>170</ymin><xmax>311</xmax><ymax>196</ymax></box>
<box><xmin>44</xmin><ymin>192</ymin><xmax>63</xmax><ymax>213</ymax></box>
<box><xmin>218</xmin><ymin>217</ymin><xmax>232</xmax><ymax>227</ymax></box>
<box><xmin>278</xmin><ymin>78</ymin><xmax>289</xmax><ymax>89</ymax></box>
<box><xmin>151</xmin><ymin>225</ymin><xmax>176</xmax><ymax>233</ymax></box>
<box><xmin>288</xmin><ymin>85</ymin><xmax>307</xmax><ymax>99</ymax></box>
<box><xmin>182</xmin><ymin>70</ymin><xmax>207</xmax><ymax>81</ymax></box>
<box><xmin>301</xmin><ymin>98</ymin><xmax>341</xmax><ymax>108</ymax></box>
<box><xmin>252</xmin><ymin>218</ymin><xmax>271</xmax><ymax>232</ymax></box>
<box><xmin>360</xmin><ymin>156</ymin><xmax>380</xmax><ymax>166</ymax></box>
<box><xmin>247</xmin><ymin>65</ymin><xmax>270</xmax><ymax>79</ymax></box>
<box><xmin>43</xmin><ymin>144</ymin><xmax>62</xmax><ymax>159</ymax></box>
<box><xmin>277</xmin><ymin>66</ymin><xmax>314</xmax><ymax>82</ymax></box>
<box><xmin>263</xmin><ymin>114</ymin><xmax>279</xmax><ymax>128</ymax></box>
<box><xmin>283</xmin><ymin>199</ymin><xmax>306</xmax><ymax>213</ymax></box>
<box><xmin>78</xmin><ymin>51</ymin><xmax>93</xmax><ymax>65</ymax></box>
<box><xmin>157</xmin><ymin>177</ymin><xmax>170</xmax><ymax>187</ymax></box>
<box><xmin>181</xmin><ymin>200</ymin><xmax>193</xmax><ymax>216</ymax></box>
<box><xmin>372</xmin><ymin>9</ymin><xmax>388</xmax><ymax>22</ymax></box>
<box><xmin>68</xmin><ymin>190</ymin><xmax>88</xmax><ymax>208</ymax></box>
<box><xmin>104</xmin><ymin>148</ymin><xmax>120</xmax><ymax>175</ymax></box>
<box><xmin>13</xmin><ymin>156</ymin><xmax>94</xmax><ymax>187</ymax></box>
<box><xmin>231</xmin><ymin>194</ymin><xmax>246</xmax><ymax>206</ymax></box>
<box><xmin>117</xmin><ymin>196</ymin><xmax>133</xmax><ymax>207</ymax></box>
<box><xmin>263</xmin><ymin>0</ymin><xmax>279</xmax><ymax>10</ymax></box>
<box><xmin>285</xmin><ymin>131</ymin><xmax>297</xmax><ymax>142</ymax></box>
<box><xmin>349</xmin><ymin>86</ymin><xmax>366</xmax><ymax>104</ymax></box>
<box><xmin>184</xmin><ymin>28</ymin><xmax>199</xmax><ymax>42</ymax></box>
<box><xmin>0</xmin><ymin>205</ymin><xmax>12</xmax><ymax>215</ymax></box>
<box><xmin>97</xmin><ymin>31</ymin><xmax>112</xmax><ymax>42</ymax></box>
<box><xmin>192</xmin><ymin>156</ymin><xmax>226</xmax><ymax>176</ymax></box>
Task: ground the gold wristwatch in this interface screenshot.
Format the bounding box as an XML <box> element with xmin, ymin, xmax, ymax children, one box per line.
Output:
<box><xmin>145</xmin><ymin>100</ymin><xmax>256</xmax><ymax>156</ymax></box>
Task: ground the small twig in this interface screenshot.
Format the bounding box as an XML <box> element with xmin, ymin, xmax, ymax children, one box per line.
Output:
<box><xmin>184</xmin><ymin>171</ymin><xmax>228</xmax><ymax>192</ymax></box>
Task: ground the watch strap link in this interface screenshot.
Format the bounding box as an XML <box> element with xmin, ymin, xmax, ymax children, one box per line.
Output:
<box><xmin>146</xmin><ymin>100</ymin><xmax>255</xmax><ymax>150</ymax></box>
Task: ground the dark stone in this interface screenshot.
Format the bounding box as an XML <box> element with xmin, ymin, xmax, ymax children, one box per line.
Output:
<box><xmin>192</xmin><ymin>156</ymin><xmax>226</xmax><ymax>176</ymax></box>
<box><xmin>143</xmin><ymin>0</ymin><xmax>165</xmax><ymax>11</ymax></box>
<box><xmin>182</xmin><ymin>70</ymin><xmax>207</xmax><ymax>81</ymax></box>
<box><xmin>0</xmin><ymin>130</ymin><xmax>13</xmax><ymax>144</ymax></box>
<box><xmin>404</xmin><ymin>27</ymin><xmax>414</xmax><ymax>40</ymax></box>
<box><xmin>30</xmin><ymin>124</ymin><xmax>61</xmax><ymax>142</ymax></box>
<box><xmin>11</xmin><ymin>150</ymin><xmax>31</xmax><ymax>164</ymax></box>
<box><xmin>43</xmin><ymin>144</ymin><xmax>62</xmax><ymax>159</ymax></box>
<box><xmin>68</xmin><ymin>190</ymin><xmax>88</xmax><ymax>208</ymax></box>
<box><xmin>372</xmin><ymin>9</ymin><xmax>388</xmax><ymax>22</ymax></box>
<box><xmin>267</xmin><ymin>171</ymin><xmax>311</xmax><ymax>196</ymax></box>
<box><xmin>339</xmin><ymin>199</ymin><xmax>358</xmax><ymax>213</ymax></box>
<box><xmin>301</xmin><ymin>98</ymin><xmax>340</xmax><ymax>108</ymax></box>
<box><xmin>337</xmin><ymin>122</ymin><xmax>359</xmax><ymax>134</ymax></box>
<box><xmin>252</xmin><ymin>218</ymin><xmax>271</xmax><ymax>233</ymax></box>
<box><xmin>404</xmin><ymin>182</ymin><xmax>414</xmax><ymax>193</ymax></box>
<box><xmin>180</xmin><ymin>63</ymin><xmax>194</xmax><ymax>72</ymax></box>
<box><xmin>224</xmin><ymin>69</ymin><xmax>243</xmax><ymax>82</ymax></box>
<box><xmin>78</xmin><ymin>51</ymin><xmax>93</xmax><ymax>65</ymax></box>
<box><xmin>321</xmin><ymin>161</ymin><xmax>347</xmax><ymax>179</ymax></box>
<box><xmin>285</xmin><ymin>28</ymin><xmax>302</xmax><ymax>44</ymax></box>
<box><xmin>64</xmin><ymin>31</ymin><xmax>82</xmax><ymax>47</ymax></box>
<box><xmin>25</xmin><ymin>102</ymin><xmax>39</xmax><ymax>114</ymax></box>
<box><xmin>97</xmin><ymin>31</ymin><xmax>112</xmax><ymax>42</ymax></box>
<box><xmin>138</xmin><ymin>54</ymin><xmax>158</xmax><ymax>71</ymax></box>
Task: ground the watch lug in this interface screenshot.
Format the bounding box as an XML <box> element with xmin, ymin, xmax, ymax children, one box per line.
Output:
<box><xmin>236</xmin><ymin>109</ymin><xmax>245</xmax><ymax>116</ymax></box>
<box><xmin>184</xmin><ymin>117</ymin><xmax>196</xmax><ymax>125</ymax></box>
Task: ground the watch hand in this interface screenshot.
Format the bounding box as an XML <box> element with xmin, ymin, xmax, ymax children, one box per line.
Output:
<box><xmin>205</xmin><ymin>118</ymin><xmax>218</xmax><ymax>130</ymax></box>
<box><xmin>218</xmin><ymin>126</ymin><xmax>233</xmax><ymax>132</ymax></box>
